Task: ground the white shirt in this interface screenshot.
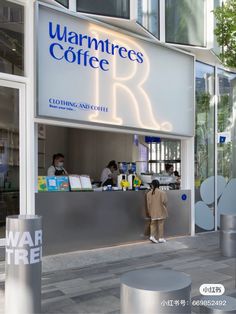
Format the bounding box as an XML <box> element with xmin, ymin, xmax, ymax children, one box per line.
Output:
<box><xmin>100</xmin><ymin>167</ymin><xmax>112</xmax><ymax>185</ymax></box>
<box><xmin>47</xmin><ymin>165</ymin><xmax>67</xmax><ymax>176</ymax></box>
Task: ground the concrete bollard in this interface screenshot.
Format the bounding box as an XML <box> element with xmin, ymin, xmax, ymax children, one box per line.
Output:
<box><xmin>220</xmin><ymin>213</ymin><xmax>236</xmax><ymax>257</ymax></box>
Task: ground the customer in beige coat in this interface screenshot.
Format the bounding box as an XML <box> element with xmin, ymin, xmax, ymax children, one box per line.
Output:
<box><xmin>146</xmin><ymin>179</ymin><xmax>168</xmax><ymax>244</ymax></box>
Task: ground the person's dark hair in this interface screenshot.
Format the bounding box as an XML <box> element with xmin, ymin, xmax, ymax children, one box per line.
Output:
<box><xmin>174</xmin><ymin>170</ymin><xmax>180</xmax><ymax>177</ymax></box>
<box><xmin>52</xmin><ymin>153</ymin><xmax>64</xmax><ymax>165</ymax></box>
<box><xmin>165</xmin><ymin>163</ymin><xmax>173</xmax><ymax>172</ymax></box>
<box><xmin>107</xmin><ymin>160</ymin><xmax>118</xmax><ymax>171</ymax></box>
<box><xmin>151</xmin><ymin>179</ymin><xmax>160</xmax><ymax>195</ymax></box>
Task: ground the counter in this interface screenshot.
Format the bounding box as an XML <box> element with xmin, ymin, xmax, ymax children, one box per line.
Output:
<box><xmin>35</xmin><ymin>189</ymin><xmax>191</xmax><ymax>255</ymax></box>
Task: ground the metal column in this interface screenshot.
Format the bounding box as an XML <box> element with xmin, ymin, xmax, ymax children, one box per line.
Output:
<box><xmin>5</xmin><ymin>215</ymin><xmax>42</xmax><ymax>314</ymax></box>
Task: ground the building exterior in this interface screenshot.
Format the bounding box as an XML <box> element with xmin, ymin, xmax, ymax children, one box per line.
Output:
<box><xmin>0</xmin><ymin>0</ymin><xmax>235</xmax><ymax>249</ymax></box>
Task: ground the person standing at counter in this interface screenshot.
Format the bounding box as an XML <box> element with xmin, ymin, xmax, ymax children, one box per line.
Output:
<box><xmin>100</xmin><ymin>160</ymin><xmax>118</xmax><ymax>186</ymax></box>
<box><xmin>47</xmin><ymin>153</ymin><xmax>68</xmax><ymax>176</ymax></box>
<box><xmin>146</xmin><ymin>179</ymin><xmax>168</xmax><ymax>244</ymax></box>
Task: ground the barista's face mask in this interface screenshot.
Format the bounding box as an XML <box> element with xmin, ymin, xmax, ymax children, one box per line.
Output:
<box><xmin>56</xmin><ymin>161</ymin><xmax>64</xmax><ymax>168</ymax></box>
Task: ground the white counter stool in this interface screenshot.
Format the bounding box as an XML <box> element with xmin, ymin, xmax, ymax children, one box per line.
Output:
<box><xmin>220</xmin><ymin>212</ymin><xmax>236</xmax><ymax>257</ymax></box>
<box><xmin>196</xmin><ymin>295</ymin><xmax>236</xmax><ymax>313</ymax></box>
<box><xmin>120</xmin><ymin>268</ymin><xmax>192</xmax><ymax>314</ymax></box>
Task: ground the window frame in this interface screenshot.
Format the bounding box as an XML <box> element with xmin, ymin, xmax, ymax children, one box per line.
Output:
<box><xmin>165</xmin><ymin>0</ymin><xmax>207</xmax><ymax>48</ymax></box>
<box><xmin>76</xmin><ymin>0</ymin><xmax>130</xmax><ymax>19</ymax></box>
<box><xmin>0</xmin><ymin>0</ymin><xmax>25</xmax><ymax>76</ymax></box>
<box><xmin>55</xmin><ymin>0</ymin><xmax>69</xmax><ymax>9</ymax></box>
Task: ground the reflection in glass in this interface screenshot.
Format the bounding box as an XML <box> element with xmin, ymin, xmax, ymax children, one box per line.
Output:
<box><xmin>195</xmin><ymin>62</ymin><xmax>215</xmax><ymax>232</ymax></box>
<box><xmin>217</xmin><ymin>70</ymin><xmax>236</xmax><ymax>180</ymax></box>
<box><xmin>137</xmin><ymin>0</ymin><xmax>159</xmax><ymax>39</ymax></box>
<box><xmin>165</xmin><ymin>0</ymin><xmax>205</xmax><ymax>46</ymax></box>
<box><xmin>216</xmin><ymin>70</ymin><xmax>236</xmax><ymax>226</ymax></box>
<box><xmin>0</xmin><ymin>86</ymin><xmax>19</xmax><ymax>238</ymax></box>
<box><xmin>0</xmin><ymin>0</ymin><xmax>24</xmax><ymax>76</ymax></box>
<box><xmin>77</xmin><ymin>0</ymin><xmax>130</xmax><ymax>19</ymax></box>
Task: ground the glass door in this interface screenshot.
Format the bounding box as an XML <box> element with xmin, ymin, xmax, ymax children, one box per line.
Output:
<box><xmin>0</xmin><ymin>80</ymin><xmax>26</xmax><ymax>244</ymax></box>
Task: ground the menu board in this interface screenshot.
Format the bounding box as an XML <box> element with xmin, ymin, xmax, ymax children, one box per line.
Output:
<box><xmin>69</xmin><ymin>175</ymin><xmax>92</xmax><ymax>191</ymax></box>
<box><xmin>57</xmin><ymin>176</ymin><xmax>70</xmax><ymax>191</ymax></box>
<box><xmin>38</xmin><ymin>175</ymin><xmax>92</xmax><ymax>192</ymax></box>
<box><xmin>80</xmin><ymin>175</ymin><xmax>92</xmax><ymax>190</ymax></box>
<box><xmin>69</xmin><ymin>175</ymin><xmax>82</xmax><ymax>191</ymax></box>
<box><xmin>38</xmin><ymin>176</ymin><xmax>47</xmax><ymax>192</ymax></box>
<box><xmin>46</xmin><ymin>176</ymin><xmax>58</xmax><ymax>191</ymax></box>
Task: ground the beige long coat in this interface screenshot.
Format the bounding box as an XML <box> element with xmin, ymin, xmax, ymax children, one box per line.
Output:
<box><xmin>146</xmin><ymin>189</ymin><xmax>168</xmax><ymax>220</ymax></box>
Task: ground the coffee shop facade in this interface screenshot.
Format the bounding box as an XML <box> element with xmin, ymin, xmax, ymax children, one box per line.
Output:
<box><xmin>0</xmin><ymin>0</ymin><xmax>235</xmax><ymax>251</ymax></box>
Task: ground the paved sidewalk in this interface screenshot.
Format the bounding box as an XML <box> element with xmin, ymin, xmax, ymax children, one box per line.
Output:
<box><xmin>0</xmin><ymin>232</ymin><xmax>236</xmax><ymax>313</ymax></box>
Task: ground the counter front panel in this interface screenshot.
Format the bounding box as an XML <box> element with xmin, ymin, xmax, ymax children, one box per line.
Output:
<box><xmin>35</xmin><ymin>190</ymin><xmax>191</xmax><ymax>255</ymax></box>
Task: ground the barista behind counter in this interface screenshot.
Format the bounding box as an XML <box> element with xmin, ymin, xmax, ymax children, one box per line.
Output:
<box><xmin>161</xmin><ymin>163</ymin><xmax>181</xmax><ymax>189</ymax></box>
<box><xmin>47</xmin><ymin>153</ymin><xmax>68</xmax><ymax>176</ymax></box>
<box><xmin>100</xmin><ymin>160</ymin><xmax>118</xmax><ymax>186</ymax></box>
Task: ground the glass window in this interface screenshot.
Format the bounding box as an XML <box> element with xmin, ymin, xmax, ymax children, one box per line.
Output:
<box><xmin>138</xmin><ymin>143</ymin><xmax>148</xmax><ymax>173</ymax></box>
<box><xmin>216</xmin><ymin>69</ymin><xmax>236</xmax><ymax>228</ymax></box>
<box><xmin>0</xmin><ymin>0</ymin><xmax>24</xmax><ymax>76</ymax></box>
<box><xmin>217</xmin><ymin>70</ymin><xmax>236</xmax><ymax>180</ymax></box>
<box><xmin>165</xmin><ymin>0</ymin><xmax>205</xmax><ymax>47</ymax></box>
<box><xmin>77</xmin><ymin>0</ymin><xmax>130</xmax><ymax>19</ymax></box>
<box><xmin>147</xmin><ymin>139</ymin><xmax>181</xmax><ymax>175</ymax></box>
<box><xmin>137</xmin><ymin>0</ymin><xmax>159</xmax><ymax>39</ymax></box>
<box><xmin>195</xmin><ymin>62</ymin><xmax>215</xmax><ymax>233</ymax></box>
<box><xmin>0</xmin><ymin>85</ymin><xmax>19</xmax><ymax>238</ymax></box>
<box><xmin>55</xmin><ymin>0</ymin><xmax>69</xmax><ymax>8</ymax></box>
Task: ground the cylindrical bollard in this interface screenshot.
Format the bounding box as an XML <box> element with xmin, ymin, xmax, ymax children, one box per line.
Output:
<box><xmin>220</xmin><ymin>213</ymin><xmax>236</xmax><ymax>257</ymax></box>
<box><xmin>121</xmin><ymin>269</ymin><xmax>192</xmax><ymax>314</ymax></box>
<box><xmin>5</xmin><ymin>215</ymin><xmax>42</xmax><ymax>314</ymax></box>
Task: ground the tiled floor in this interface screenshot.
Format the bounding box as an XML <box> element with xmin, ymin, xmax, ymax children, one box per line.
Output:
<box><xmin>1</xmin><ymin>232</ymin><xmax>236</xmax><ymax>313</ymax></box>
